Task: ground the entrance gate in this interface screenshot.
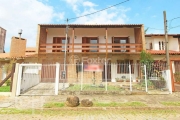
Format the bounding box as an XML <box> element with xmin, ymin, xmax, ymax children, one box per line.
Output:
<box><xmin>171</xmin><ymin>61</ymin><xmax>180</xmax><ymax>92</ymax></box>
<box><xmin>16</xmin><ymin>63</ymin><xmax>60</xmax><ymax>96</ymax></box>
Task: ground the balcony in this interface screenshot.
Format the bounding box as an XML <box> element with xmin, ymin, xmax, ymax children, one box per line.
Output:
<box><xmin>39</xmin><ymin>43</ymin><xmax>142</xmax><ymax>54</ymax></box>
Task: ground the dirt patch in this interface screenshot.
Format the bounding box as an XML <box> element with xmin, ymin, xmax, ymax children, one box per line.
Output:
<box><xmin>0</xmin><ymin>96</ymin><xmax>7</xmax><ymax>101</ymax></box>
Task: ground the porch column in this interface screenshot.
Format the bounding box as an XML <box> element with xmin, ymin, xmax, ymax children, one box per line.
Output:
<box><xmin>105</xmin><ymin>28</ymin><xmax>108</xmax><ymax>59</ymax></box>
<box><xmin>141</xmin><ymin>25</ymin><xmax>146</xmax><ymax>50</ymax></box>
<box><xmin>72</xmin><ymin>28</ymin><xmax>75</xmax><ymax>63</ymax></box>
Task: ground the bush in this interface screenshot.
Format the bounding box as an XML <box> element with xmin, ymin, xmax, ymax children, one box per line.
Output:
<box><xmin>5</xmin><ymin>79</ymin><xmax>11</xmax><ymax>86</ymax></box>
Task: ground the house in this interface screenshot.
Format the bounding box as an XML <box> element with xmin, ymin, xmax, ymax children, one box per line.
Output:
<box><xmin>145</xmin><ymin>34</ymin><xmax>180</xmax><ymax>91</ymax></box>
<box><xmin>0</xmin><ymin>36</ymin><xmax>37</xmax><ymax>81</ymax></box>
<box><xmin>34</xmin><ymin>24</ymin><xmax>146</xmax><ymax>83</ymax></box>
<box><xmin>0</xmin><ymin>27</ymin><xmax>6</xmax><ymax>53</ymax></box>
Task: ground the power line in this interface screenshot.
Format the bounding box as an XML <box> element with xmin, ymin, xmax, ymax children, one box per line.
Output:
<box><xmin>168</xmin><ymin>16</ymin><xmax>180</xmax><ymax>29</ymax></box>
<box><xmin>168</xmin><ymin>16</ymin><xmax>180</xmax><ymax>21</ymax></box>
<box><xmin>169</xmin><ymin>25</ymin><xmax>180</xmax><ymax>30</ymax></box>
<box><xmin>68</xmin><ymin>0</ymin><xmax>129</xmax><ymax>21</ymax></box>
<box><xmin>144</xmin><ymin>26</ymin><xmax>164</xmax><ymax>30</ymax></box>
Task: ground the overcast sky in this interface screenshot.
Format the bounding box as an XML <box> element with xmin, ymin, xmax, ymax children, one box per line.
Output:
<box><xmin>1</xmin><ymin>0</ymin><xmax>180</xmax><ymax>52</ymax></box>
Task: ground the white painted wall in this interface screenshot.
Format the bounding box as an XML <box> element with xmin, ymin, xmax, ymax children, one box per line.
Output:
<box><xmin>46</xmin><ymin>28</ymin><xmax>136</xmax><ymax>53</ymax></box>
<box><xmin>145</xmin><ymin>36</ymin><xmax>179</xmax><ymax>51</ymax></box>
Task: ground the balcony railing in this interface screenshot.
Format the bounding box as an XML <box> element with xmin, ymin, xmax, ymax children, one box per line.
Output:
<box><xmin>39</xmin><ymin>43</ymin><xmax>142</xmax><ymax>54</ymax></box>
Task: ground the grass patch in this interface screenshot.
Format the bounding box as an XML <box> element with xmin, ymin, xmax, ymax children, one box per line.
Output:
<box><xmin>43</xmin><ymin>101</ymin><xmax>146</xmax><ymax>108</ymax></box>
<box><xmin>66</xmin><ymin>84</ymin><xmax>122</xmax><ymax>91</ymax></box>
<box><xmin>0</xmin><ymin>108</ymin><xmax>34</xmax><ymax>114</ymax></box>
<box><xmin>0</xmin><ymin>108</ymin><xmax>179</xmax><ymax>116</ymax></box>
<box><xmin>161</xmin><ymin>101</ymin><xmax>180</xmax><ymax>106</ymax></box>
<box><xmin>94</xmin><ymin>101</ymin><xmax>146</xmax><ymax>107</ymax></box>
<box><xmin>44</xmin><ymin>102</ymin><xmax>65</xmax><ymax>108</ymax></box>
<box><xmin>0</xmin><ymin>86</ymin><xmax>10</xmax><ymax>92</ymax></box>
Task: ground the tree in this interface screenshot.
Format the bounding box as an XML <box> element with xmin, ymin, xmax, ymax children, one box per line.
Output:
<box><xmin>140</xmin><ymin>50</ymin><xmax>153</xmax><ymax>64</ymax></box>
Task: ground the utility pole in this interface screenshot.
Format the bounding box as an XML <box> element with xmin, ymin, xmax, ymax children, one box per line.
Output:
<box><xmin>62</xmin><ymin>19</ymin><xmax>69</xmax><ymax>89</ymax></box>
<box><xmin>163</xmin><ymin>11</ymin><xmax>170</xmax><ymax>70</ymax></box>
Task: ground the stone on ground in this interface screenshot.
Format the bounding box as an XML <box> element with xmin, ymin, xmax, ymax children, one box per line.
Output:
<box><xmin>65</xmin><ymin>95</ymin><xmax>79</xmax><ymax>107</ymax></box>
<box><xmin>81</xmin><ymin>99</ymin><xmax>93</xmax><ymax>107</ymax></box>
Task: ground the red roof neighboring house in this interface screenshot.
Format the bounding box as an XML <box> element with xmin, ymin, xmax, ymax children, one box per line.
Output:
<box><xmin>147</xmin><ymin>50</ymin><xmax>180</xmax><ymax>55</ymax></box>
<box><xmin>0</xmin><ymin>47</ymin><xmax>37</xmax><ymax>59</ymax></box>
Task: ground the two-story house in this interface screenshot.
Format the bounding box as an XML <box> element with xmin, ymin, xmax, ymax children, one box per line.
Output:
<box><xmin>35</xmin><ymin>24</ymin><xmax>145</xmax><ymax>83</ymax></box>
<box><xmin>145</xmin><ymin>34</ymin><xmax>180</xmax><ymax>91</ymax></box>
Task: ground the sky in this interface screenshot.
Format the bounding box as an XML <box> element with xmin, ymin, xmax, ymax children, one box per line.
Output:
<box><xmin>0</xmin><ymin>0</ymin><xmax>180</xmax><ymax>52</ymax></box>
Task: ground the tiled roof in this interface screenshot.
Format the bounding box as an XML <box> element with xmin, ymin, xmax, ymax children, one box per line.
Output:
<box><xmin>147</xmin><ymin>50</ymin><xmax>180</xmax><ymax>55</ymax></box>
<box><xmin>26</xmin><ymin>47</ymin><xmax>36</xmax><ymax>52</ymax></box>
<box><xmin>0</xmin><ymin>53</ymin><xmax>37</xmax><ymax>59</ymax></box>
<box><xmin>39</xmin><ymin>24</ymin><xmax>143</xmax><ymax>28</ymax></box>
<box><xmin>145</xmin><ymin>34</ymin><xmax>180</xmax><ymax>37</ymax></box>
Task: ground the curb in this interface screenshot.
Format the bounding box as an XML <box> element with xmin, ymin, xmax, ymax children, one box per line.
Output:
<box><xmin>0</xmin><ymin>92</ymin><xmax>11</xmax><ymax>96</ymax></box>
<box><xmin>40</xmin><ymin>106</ymin><xmax>180</xmax><ymax>111</ymax></box>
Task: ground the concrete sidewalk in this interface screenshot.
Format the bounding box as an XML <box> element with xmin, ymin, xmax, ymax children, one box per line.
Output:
<box><xmin>0</xmin><ymin>92</ymin><xmax>180</xmax><ymax>109</ymax></box>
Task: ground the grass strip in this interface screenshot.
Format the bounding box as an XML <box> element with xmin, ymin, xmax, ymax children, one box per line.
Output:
<box><xmin>161</xmin><ymin>101</ymin><xmax>180</xmax><ymax>106</ymax></box>
<box><xmin>0</xmin><ymin>86</ymin><xmax>10</xmax><ymax>92</ymax></box>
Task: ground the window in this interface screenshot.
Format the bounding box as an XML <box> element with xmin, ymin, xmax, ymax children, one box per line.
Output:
<box><xmin>82</xmin><ymin>37</ymin><xmax>98</xmax><ymax>52</ymax></box>
<box><xmin>159</xmin><ymin>41</ymin><xmax>161</xmax><ymax>50</ymax></box>
<box><xmin>159</xmin><ymin>41</ymin><xmax>165</xmax><ymax>50</ymax></box>
<box><xmin>149</xmin><ymin>42</ymin><xmax>153</xmax><ymax>49</ymax></box>
<box><xmin>52</xmin><ymin>37</ymin><xmax>69</xmax><ymax>52</ymax></box>
<box><xmin>112</xmin><ymin>37</ymin><xmax>129</xmax><ymax>52</ymax></box>
<box><xmin>117</xmin><ymin>60</ymin><xmax>134</xmax><ymax>74</ymax></box>
<box><xmin>90</xmin><ymin>39</ymin><xmax>98</xmax><ymax>52</ymax></box>
<box><xmin>178</xmin><ymin>38</ymin><xmax>180</xmax><ymax>51</ymax></box>
<box><xmin>162</xmin><ymin>41</ymin><xmax>164</xmax><ymax>50</ymax></box>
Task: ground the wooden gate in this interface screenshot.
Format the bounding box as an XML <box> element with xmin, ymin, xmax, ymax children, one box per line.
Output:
<box><xmin>41</xmin><ymin>61</ymin><xmax>67</xmax><ymax>83</ymax></box>
<box><xmin>171</xmin><ymin>61</ymin><xmax>180</xmax><ymax>92</ymax></box>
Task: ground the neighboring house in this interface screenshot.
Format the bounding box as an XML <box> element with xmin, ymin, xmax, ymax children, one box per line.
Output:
<box><xmin>145</xmin><ymin>34</ymin><xmax>180</xmax><ymax>91</ymax></box>
<box><xmin>35</xmin><ymin>24</ymin><xmax>146</xmax><ymax>83</ymax></box>
<box><xmin>0</xmin><ymin>27</ymin><xmax>6</xmax><ymax>53</ymax></box>
<box><xmin>0</xmin><ymin>36</ymin><xmax>37</xmax><ymax>81</ymax></box>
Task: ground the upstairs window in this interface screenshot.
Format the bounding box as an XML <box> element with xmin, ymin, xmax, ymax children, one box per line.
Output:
<box><xmin>149</xmin><ymin>42</ymin><xmax>153</xmax><ymax>49</ymax></box>
<box><xmin>52</xmin><ymin>37</ymin><xmax>69</xmax><ymax>52</ymax></box>
<box><xmin>82</xmin><ymin>37</ymin><xmax>98</xmax><ymax>52</ymax></box>
<box><xmin>112</xmin><ymin>37</ymin><xmax>129</xmax><ymax>52</ymax></box>
<box><xmin>159</xmin><ymin>41</ymin><xmax>165</xmax><ymax>50</ymax></box>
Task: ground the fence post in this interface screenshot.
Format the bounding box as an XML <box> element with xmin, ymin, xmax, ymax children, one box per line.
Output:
<box><xmin>167</xmin><ymin>70</ymin><xmax>172</xmax><ymax>94</ymax></box>
<box><xmin>105</xmin><ymin>60</ymin><xmax>107</xmax><ymax>91</ymax></box>
<box><xmin>81</xmin><ymin>62</ymin><xmax>83</xmax><ymax>91</ymax></box>
<box><xmin>55</xmin><ymin>63</ymin><xmax>60</xmax><ymax>95</ymax></box>
<box><xmin>16</xmin><ymin>64</ymin><xmax>23</xmax><ymax>96</ymax></box>
<box><xmin>144</xmin><ymin>64</ymin><xmax>148</xmax><ymax>92</ymax></box>
<box><xmin>129</xmin><ymin>64</ymin><xmax>132</xmax><ymax>91</ymax></box>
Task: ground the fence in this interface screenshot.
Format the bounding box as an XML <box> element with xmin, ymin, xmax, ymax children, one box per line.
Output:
<box><xmin>15</xmin><ymin>62</ymin><xmax>172</xmax><ymax>96</ymax></box>
<box><xmin>65</xmin><ymin>63</ymin><xmax>171</xmax><ymax>94</ymax></box>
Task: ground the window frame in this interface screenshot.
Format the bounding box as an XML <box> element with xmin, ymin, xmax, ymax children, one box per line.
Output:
<box><xmin>117</xmin><ymin>60</ymin><xmax>134</xmax><ymax>74</ymax></box>
<box><xmin>52</xmin><ymin>37</ymin><xmax>69</xmax><ymax>52</ymax></box>
<box><xmin>112</xmin><ymin>37</ymin><xmax>129</xmax><ymax>52</ymax></box>
<box><xmin>82</xmin><ymin>37</ymin><xmax>99</xmax><ymax>52</ymax></box>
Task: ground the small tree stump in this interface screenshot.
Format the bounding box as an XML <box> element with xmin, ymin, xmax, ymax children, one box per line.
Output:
<box><xmin>65</xmin><ymin>96</ymin><xmax>79</xmax><ymax>107</ymax></box>
<box><xmin>81</xmin><ymin>99</ymin><xmax>93</xmax><ymax>107</ymax></box>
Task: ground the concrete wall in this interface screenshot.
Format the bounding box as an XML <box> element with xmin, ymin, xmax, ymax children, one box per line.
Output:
<box><xmin>10</xmin><ymin>37</ymin><xmax>27</xmax><ymax>57</ymax></box>
<box><xmin>145</xmin><ymin>36</ymin><xmax>179</xmax><ymax>51</ymax></box>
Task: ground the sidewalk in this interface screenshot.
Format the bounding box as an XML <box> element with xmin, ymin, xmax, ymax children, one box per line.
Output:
<box><xmin>1</xmin><ymin>93</ymin><xmax>180</xmax><ymax>120</ymax></box>
<box><xmin>0</xmin><ymin>92</ymin><xmax>180</xmax><ymax>109</ymax></box>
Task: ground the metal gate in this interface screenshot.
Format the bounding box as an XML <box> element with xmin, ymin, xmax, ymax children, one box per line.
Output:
<box><xmin>16</xmin><ymin>63</ymin><xmax>59</xmax><ymax>96</ymax></box>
